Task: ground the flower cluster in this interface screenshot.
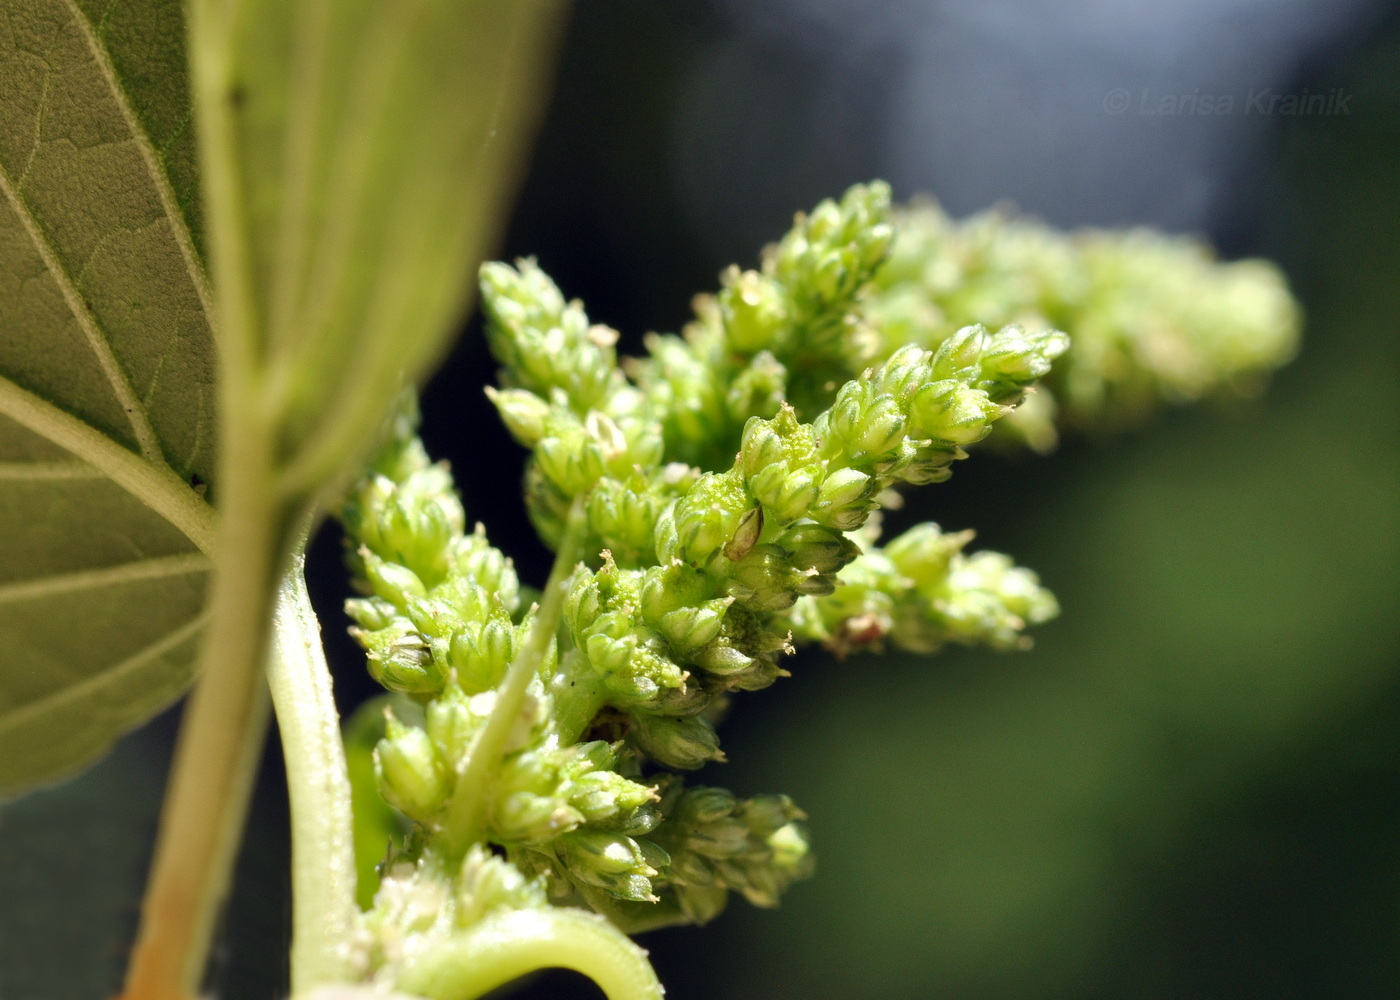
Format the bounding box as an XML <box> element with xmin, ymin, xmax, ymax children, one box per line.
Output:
<box><xmin>340</xmin><ymin>182</ymin><xmax>1100</xmax><ymax>972</ymax></box>
<box><xmin>338</xmin><ymin>403</ymin><xmax>818</xmax><ymax>976</ymax></box>
<box><xmin>621</xmin><ymin>181</ymin><xmax>895</xmax><ymax>466</ymax></box>
<box><xmin>863</xmin><ymin>201</ymin><xmax>1301</xmax><ymax>450</ymax></box>
<box><xmin>790</xmin><ymin>522</ymin><xmax>1059</xmax><ymax>657</ymax></box>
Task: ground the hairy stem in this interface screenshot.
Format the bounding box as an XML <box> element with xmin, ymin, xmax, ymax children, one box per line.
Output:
<box><xmin>440</xmin><ymin>496</ymin><xmax>588</xmax><ymax>856</ymax></box>
<box><xmin>120</xmin><ymin>430</ymin><xmax>283</xmax><ymax>1000</ymax></box>
<box><xmin>267</xmin><ymin>550</ymin><xmax>358</xmax><ymax>992</ymax></box>
<box><xmin>394</xmin><ymin>907</ymin><xmax>664</xmax><ymax>1000</ymax></box>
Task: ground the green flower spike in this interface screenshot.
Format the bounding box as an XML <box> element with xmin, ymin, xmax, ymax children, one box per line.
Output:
<box><xmin>338</xmin><ymin>182</ymin><xmax>1112</xmax><ymax>998</ymax></box>
<box><xmin>865</xmin><ymin>200</ymin><xmax>1300</xmax><ymax>449</ymax></box>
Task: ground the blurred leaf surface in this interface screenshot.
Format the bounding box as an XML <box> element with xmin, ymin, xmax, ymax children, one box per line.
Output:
<box><xmin>0</xmin><ymin>0</ymin><xmax>216</xmax><ymax>796</ymax></box>
<box><xmin>195</xmin><ymin>0</ymin><xmax>565</xmax><ymax>500</ymax></box>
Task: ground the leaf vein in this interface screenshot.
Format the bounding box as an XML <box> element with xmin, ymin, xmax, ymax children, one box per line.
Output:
<box><xmin>0</xmin><ymin>551</ymin><xmax>208</xmax><ymax>605</ymax></box>
<box><xmin>64</xmin><ymin>0</ymin><xmax>214</xmax><ymax>322</ymax></box>
<box><xmin>0</xmin><ymin>612</ymin><xmax>208</xmax><ymax>740</ymax></box>
<box><xmin>0</xmin><ymin>459</ymin><xmax>99</xmax><ymax>480</ymax></box>
<box><xmin>0</xmin><ymin>373</ymin><xmax>217</xmax><ymax>555</ymax></box>
<box><xmin>0</xmin><ymin>159</ymin><xmax>165</xmax><ymax>466</ymax></box>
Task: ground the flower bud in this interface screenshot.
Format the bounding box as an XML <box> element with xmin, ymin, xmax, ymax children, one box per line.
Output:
<box><xmin>560</xmin><ymin>832</ymin><xmax>660</xmax><ymax>902</ymax></box>
<box><xmin>536</xmin><ymin>431</ymin><xmax>605</xmax><ymax>495</ymax></box>
<box><xmin>630</xmin><ymin>713</ymin><xmax>723</xmax><ymax>770</ymax></box>
<box><xmin>691</xmin><ymin>639</ymin><xmax>755</xmax><ymax>677</ymax></box>
<box><xmin>357</xmin><ymin>624</ymin><xmax>442</xmax><ymax>694</ymax></box>
<box><xmin>778</xmin><ymin>523</ymin><xmax>860</xmax><ymax>576</ymax></box>
<box><xmin>980</xmin><ymin>326</ymin><xmax>1070</xmax><ymax>385</ymax></box>
<box><xmin>726</xmin><ymin>351</ymin><xmax>788</xmax><ymax>422</ymax></box>
<box><xmin>374</xmin><ymin>714</ymin><xmax>450</xmax><ymax>822</ymax></box>
<box><xmin>345</xmin><ymin>595</ymin><xmax>397</xmax><ymax>632</ymax></box>
<box><xmin>484</xmin><ymin>386</ymin><xmax>551</xmax><ymax>446</ymax></box>
<box><xmin>740</xmin><ymin>418</ymin><xmax>785</xmax><ymax>481</ymax></box>
<box><xmin>931</xmin><ymin>325</ymin><xmax>989</xmax><ymax>380</ymax></box>
<box><xmin>848</xmin><ymin>394</ymin><xmax>906</xmax><ymax>458</ymax></box>
<box><xmin>456</xmin><ymin>845</ymin><xmax>545</xmax><ymax>927</ymax></box>
<box><xmin>567</xmin><ymin>770</ymin><xmax>657</xmax><ymax>825</ymax></box>
<box><xmin>638</xmin><ymin>562</ymin><xmax>710</xmax><ymax>623</ymax></box>
<box><xmin>657</xmin><ymin>598</ymin><xmax>731</xmax><ymax>654</ymax></box>
<box><xmin>674</xmin><ymin>472</ymin><xmax>749</xmax><ymax>563</ymax></box>
<box><xmin>720</xmin><ymin>267</ymin><xmax>787</xmax><ymax>353</ymax></box>
<box><xmin>884</xmin><ymin>522</ymin><xmax>972</xmax><ymax>586</ymax></box>
<box><xmin>361</xmin><ymin>549</ymin><xmax>427</xmax><ymax>608</ymax></box>
<box><xmin>426</xmin><ymin>685</ymin><xmax>482</xmax><ymax>770</ymax></box>
<box><xmin>673</xmin><ymin>786</ymin><xmax>738</xmax><ymax>826</ymax></box>
<box><xmin>878</xmin><ymin>344</ymin><xmax>932</xmax><ymax>401</ymax></box>
<box><xmin>495</xmin><ymin>791</ymin><xmax>584</xmax><ymax>844</ymax></box>
<box><xmin>909</xmin><ymin>381</ymin><xmax>997</xmax><ymax>446</ymax></box>
<box><xmin>815</xmin><ymin>467</ymin><xmax>872</xmax><ymax>509</ymax></box>
<box><xmin>675</xmin><ymin>884</ymin><xmax>729</xmax><ymax>924</ymax></box>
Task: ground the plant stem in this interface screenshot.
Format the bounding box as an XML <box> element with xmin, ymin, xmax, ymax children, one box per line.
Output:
<box><xmin>440</xmin><ymin>496</ymin><xmax>588</xmax><ymax>857</ymax></box>
<box><xmin>266</xmin><ymin>550</ymin><xmax>358</xmax><ymax>993</ymax></box>
<box><xmin>120</xmin><ymin>430</ymin><xmax>284</xmax><ymax>1000</ymax></box>
<box><xmin>121</xmin><ymin>8</ymin><xmax>296</xmax><ymax>996</ymax></box>
<box><xmin>395</xmin><ymin>907</ymin><xmax>664</xmax><ymax>1000</ymax></box>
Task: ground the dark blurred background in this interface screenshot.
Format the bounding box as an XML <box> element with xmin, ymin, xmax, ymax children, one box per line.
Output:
<box><xmin>4</xmin><ymin>2</ymin><xmax>1400</xmax><ymax>997</ymax></box>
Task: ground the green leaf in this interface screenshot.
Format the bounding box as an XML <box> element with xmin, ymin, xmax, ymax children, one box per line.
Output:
<box><xmin>0</xmin><ymin>0</ymin><xmax>217</xmax><ymax>796</ymax></box>
<box><xmin>189</xmin><ymin>0</ymin><xmax>566</xmax><ymax>504</ymax></box>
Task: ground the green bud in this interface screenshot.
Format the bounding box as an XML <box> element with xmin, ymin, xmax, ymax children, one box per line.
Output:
<box><xmin>345</xmin><ymin>595</ymin><xmax>397</xmax><ymax>632</ymax></box>
<box><xmin>726</xmin><ymin>350</ymin><xmax>788</xmax><ymax>422</ymax></box>
<box><xmin>456</xmin><ymin>845</ymin><xmax>545</xmax><ymax>927</ymax></box>
<box><xmin>778</xmin><ymin>523</ymin><xmax>860</xmax><ymax>576</ymax></box>
<box><xmin>691</xmin><ymin>639</ymin><xmax>755</xmax><ymax>677</ymax></box>
<box><xmin>720</xmin><ymin>267</ymin><xmax>787</xmax><ymax>353</ymax></box>
<box><xmin>740</xmin><ymin>417</ymin><xmax>785</xmax><ymax>481</ymax></box>
<box><xmin>674</xmin><ymin>472</ymin><xmax>750</xmax><ymax>563</ymax></box>
<box><xmin>811</xmin><ymin>468</ymin><xmax>875</xmax><ymax>530</ymax></box>
<box><xmin>652</xmin><ymin>503</ymin><xmax>682</xmax><ymax>564</ymax></box>
<box><xmin>847</xmin><ymin>394</ymin><xmax>907</xmax><ymax>458</ymax></box>
<box><xmin>451</xmin><ymin>525</ymin><xmax>520</xmax><ymax>612</ymax></box>
<box><xmin>560</xmin><ymin>832</ymin><xmax>660</xmax><ymax>902</ymax></box>
<box><xmin>485</xmin><ymin>386</ymin><xmax>551</xmax><ymax>446</ymax></box>
<box><xmin>426</xmin><ymin>685</ymin><xmax>483</xmax><ymax>771</ymax></box>
<box><xmin>931</xmin><ymin>324</ymin><xmax>989</xmax><ymax>380</ymax></box>
<box><xmin>536</xmin><ymin>430</ymin><xmax>605</xmax><ymax>495</ymax></box>
<box><xmin>638</xmin><ymin>561</ymin><xmax>712</xmax><ymax>623</ymax></box>
<box><xmin>674</xmin><ymin>884</ymin><xmax>729</xmax><ymax>924</ymax></box>
<box><xmin>360</xmin><ymin>548</ymin><xmax>427</xmax><ymax>608</ymax></box>
<box><xmin>815</xmin><ymin>467</ymin><xmax>873</xmax><ymax>509</ymax></box>
<box><xmin>908</xmin><ymin>381</ymin><xmax>998</xmax><ymax>446</ymax></box>
<box><xmin>657</xmin><ymin>598</ymin><xmax>732</xmax><ymax>654</ymax></box>
<box><xmin>374</xmin><ymin>714</ymin><xmax>450</xmax><ymax>822</ymax></box>
<box><xmin>877</xmin><ymin>344</ymin><xmax>933</xmax><ymax>402</ymax></box>
<box><xmin>496</xmin><ymin>791</ymin><xmax>584</xmax><ymax>844</ymax></box>
<box><xmin>568</xmin><ymin>770</ymin><xmax>657</xmax><ymax>825</ymax></box>
<box><xmin>355</xmin><ymin>623</ymin><xmax>442</xmax><ymax>694</ymax></box>
<box><xmin>884</xmin><ymin>522</ymin><xmax>973</xmax><ymax>586</ymax></box>
<box><xmin>630</xmin><ymin>713</ymin><xmax>723</xmax><ymax>770</ymax></box>
<box><xmin>673</xmin><ymin>786</ymin><xmax>738</xmax><ymax>826</ymax></box>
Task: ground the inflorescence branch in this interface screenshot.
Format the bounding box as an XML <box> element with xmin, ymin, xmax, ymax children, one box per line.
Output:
<box><xmin>334</xmin><ymin>181</ymin><xmax>1298</xmax><ymax>993</ymax></box>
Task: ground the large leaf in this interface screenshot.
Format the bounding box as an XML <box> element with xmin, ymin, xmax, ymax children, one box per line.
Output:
<box><xmin>0</xmin><ymin>0</ymin><xmax>216</xmax><ymax>796</ymax></box>
<box><xmin>188</xmin><ymin>0</ymin><xmax>566</xmax><ymax>499</ymax></box>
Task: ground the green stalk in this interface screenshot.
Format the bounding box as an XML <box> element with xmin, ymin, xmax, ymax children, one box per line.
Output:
<box><xmin>395</xmin><ymin>907</ymin><xmax>663</xmax><ymax>1000</ymax></box>
<box><xmin>120</xmin><ymin>428</ymin><xmax>283</xmax><ymax>1000</ymax></box>
<box><xmin>267</xmin><ymin>552</ymin><xmax>358</xmax><ymax>992</ymax></box>
<box><xmin>121</xmin><ymin>7</ymin><xmax>289</xmax><ymax>995</ymax></box>
<box><xmin>440</xmin><ymin>497</ymin><xmax>588</xmax><ymax>857</ymax></box>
